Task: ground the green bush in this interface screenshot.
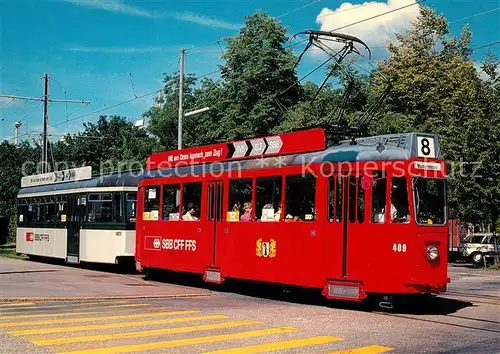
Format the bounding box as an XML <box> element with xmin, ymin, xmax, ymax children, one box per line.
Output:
<box><xmin>7</xmin><ymin>214</ymin><xmax>17</xmax><ymax>244</ymax></box>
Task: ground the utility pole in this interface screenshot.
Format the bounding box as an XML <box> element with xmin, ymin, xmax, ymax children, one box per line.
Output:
<box><xmin>43</xmin><ymin>73</ymin><xmax>49</xmax><ymax>174</ymax></box>
<box><xmin>178</xmin><ymin>48</ymin><xmax>185</xmax><ymax>150</ymax></box>
<box><xmin>0</xmin><ymin>72</ymin><xmax>90</xmax><ymax>173</ymax></box>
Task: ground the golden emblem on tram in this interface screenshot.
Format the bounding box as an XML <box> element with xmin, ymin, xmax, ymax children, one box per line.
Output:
<box><xmin>256</xmin><ymin>238</ymin><xmax>276</xmax><ymax>258</ymax></box>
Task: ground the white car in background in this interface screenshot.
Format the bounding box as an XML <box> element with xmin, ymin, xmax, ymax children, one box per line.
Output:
<box><xmin>459</xmin><ymin>234</ymin><xmax>499</xmax><ymax>264</ymax></box>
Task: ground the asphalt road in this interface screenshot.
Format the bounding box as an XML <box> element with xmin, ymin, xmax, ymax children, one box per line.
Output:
<box><xmin>0</xmin><ymin>263</ymin><xmax>498</xmax><ymax>353</ymax></box>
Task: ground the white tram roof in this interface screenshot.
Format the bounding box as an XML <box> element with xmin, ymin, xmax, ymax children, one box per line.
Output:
<box><xmin>18</xmin><ymin>171</ymin><xmax>143</xmax><ymax>198</ymax></box>
<box><xmin>142</xmin><ymin>132</ymin><xmax>441</xmax><ymax>179</ymax></box>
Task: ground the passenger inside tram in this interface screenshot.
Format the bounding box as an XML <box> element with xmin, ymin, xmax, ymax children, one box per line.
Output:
<box><xmin>390</xmin><ymin>178</ymin><xmax>410</xmax><ymax>223</ymax></box>
<box><xmin>240</xmin><ymin>202</ymin><xmax>252</xmax><ymax>221</ymax></box>
<box><xmin>182</xmin><ymin>203</ymin><xmax>199</xmax><ymax>221</ymax></box>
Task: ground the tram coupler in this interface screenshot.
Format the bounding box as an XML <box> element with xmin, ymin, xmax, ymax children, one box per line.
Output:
<box><xmin>378</xmin><ymin>295</ymin><xmax>394</xmax><ymax>310</ymax></box>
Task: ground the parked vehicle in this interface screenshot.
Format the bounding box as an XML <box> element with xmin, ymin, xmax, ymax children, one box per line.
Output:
<box><xmin>459</xmin><ymin>234</ymin><xmax>499</xmax><ymax>264</ymax></box>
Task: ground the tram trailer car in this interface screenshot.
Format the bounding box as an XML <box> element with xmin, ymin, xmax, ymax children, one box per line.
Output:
<box><xmin>16</xmin><ymin>167</ymin><xmax>141</xmax><ymax>265</ymax></box>
<box><xmin>136</xmin><ymin>129</ymin><xmax>449</xmax><ymax>302</ymax></box>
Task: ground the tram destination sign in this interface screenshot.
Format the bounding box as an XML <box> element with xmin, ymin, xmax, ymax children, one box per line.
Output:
<box><xmin>146</xmin><ymin>128</ymin><xmax>326</xmax><ymax>169</ymax></box>
<box><xmin>21</xmin><ymin>166</ymin><xmax>93</xmax><ymax>188</ymax></box>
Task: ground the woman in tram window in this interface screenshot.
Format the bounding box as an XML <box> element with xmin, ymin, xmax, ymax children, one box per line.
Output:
<box><xmin>274</xmin><ymin>203</ymin><xmax>282</xmax><ymax>221</ymax></box>
<box><xmin>182</xmin><ymin>203</ymin><xmax>199</xmax><ymax>221</ymax></box>
<box><xmin>240</xmin><ymin>202</ymin><xmax>252</xmax><ymax>221</ymax></box>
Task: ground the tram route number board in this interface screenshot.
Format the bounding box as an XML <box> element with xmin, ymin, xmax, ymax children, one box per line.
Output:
<box><xmin>146</xmin><ymin>128</ymin><xmax>326</xmax><ymax>169</ymax></box>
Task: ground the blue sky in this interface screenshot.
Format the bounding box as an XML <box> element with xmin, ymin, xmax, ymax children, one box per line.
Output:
<box><xmin>1</xmin><ymin>0</ymin><xmax>499</xmax><ymax>142</ymax></box>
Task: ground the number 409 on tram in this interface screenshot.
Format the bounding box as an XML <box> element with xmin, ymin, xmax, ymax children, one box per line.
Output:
<box><xmin>135</xmin><ymin>128</ymin><xmax>449</xmax><ymax>303</ymax></box>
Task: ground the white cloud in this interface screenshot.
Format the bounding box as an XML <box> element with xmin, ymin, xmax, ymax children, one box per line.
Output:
<box><xmin>64</xmin><ymin>44</ymin><xmax>172</xmax><ymax>53</ymax></box>
<box><xmin>316</xmin><ymin>0</ymin><xmax>420</xmax><ymax>52</ymax></box>
<box><xmin>61</xmin><ymin>0</ymin><xmax>241</xmax><ymax>29</ymax></box>
<box><xmin>173</xmin><ymin>12</ymin><xmax>241</xmax><ymax>30</ymax></box>
<box><xmin>61</xmin><ymin>0</ymin><xmax>157</xmax><ymax>18</ymax></box>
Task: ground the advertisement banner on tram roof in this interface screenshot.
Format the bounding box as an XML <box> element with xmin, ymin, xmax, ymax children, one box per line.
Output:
<box><xmin>146</xmin><ymin>128</ymin><xmax>326</xmax><ymax>170</ymax></box>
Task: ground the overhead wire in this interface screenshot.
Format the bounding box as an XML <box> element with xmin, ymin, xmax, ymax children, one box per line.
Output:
<box><xmin>275</xmin><ymin>0</ymin><xmax>323</xmax><ymax>19</ymax></box>
<box><xmin>195</xmin><ymin>0</ymin><xmax>425</xmax><ymax>89</ymax></box>
<box><xmin>50</xmin><ymin>90</ymin><xmax>159</xmax><ymax>129</ymax></box>
<box><xmin>471</xmin><ymin>41</ymin><xmax>500</xmax><ymax>52</ymax></box>
<box><xmin>448</xmin><ymin>6</ymin><xmax>500</xmax><ymax>24</ymax></box>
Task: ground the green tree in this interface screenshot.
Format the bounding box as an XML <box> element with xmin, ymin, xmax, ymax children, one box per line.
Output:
<box><xmin>370</xmin><ymin>6</ymin><xmax>498</xmax><ymax>224</ymax></box>
<box><xmin>54</xmin><ymin>115</ymin><xmax>158</xmax><ymax>173</ymax></box>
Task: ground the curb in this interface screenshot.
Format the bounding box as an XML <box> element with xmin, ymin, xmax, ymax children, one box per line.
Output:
<box><xmin>0</xmin><ymin>293</ymin><xmax>212</xmax><ymax>302</ymax></box>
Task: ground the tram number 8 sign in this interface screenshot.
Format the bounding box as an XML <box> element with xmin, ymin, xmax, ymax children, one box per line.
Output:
<box><xmin>417</xmin><ymin>136</ymin><xmax>436</xmax><ymax>158</ymax></box>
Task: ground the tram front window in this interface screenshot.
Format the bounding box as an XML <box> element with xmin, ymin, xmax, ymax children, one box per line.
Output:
<box><xmin>413</xmin><ymin>178</ymin><xmax>446</xmax><ymax>225</ymax></box>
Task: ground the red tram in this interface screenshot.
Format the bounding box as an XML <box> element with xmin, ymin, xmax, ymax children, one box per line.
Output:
<box><xmin>136</xmin><ymin>128</ymin><xmax>449</xmax><ymax>302</ymax></box>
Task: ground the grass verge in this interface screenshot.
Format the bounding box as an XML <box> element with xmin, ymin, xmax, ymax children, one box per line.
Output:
<box><xmin>0</xmin><ymin>243</ymin><xmax>27</xmax><ymax>260</ymax></box>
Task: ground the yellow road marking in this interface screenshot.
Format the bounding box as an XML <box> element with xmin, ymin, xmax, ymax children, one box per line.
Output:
<box><xmin>0</xmin><ymin>304</ymin><xmax>152</xmax><ymax>318</ymax></box>
<box><xmin>327</xmin><ymin>345</ymin><xmax>393</xmax><ymax>354</ymax></box>
<box><xmin>204</xmin><ymin>336</ymin><xmax>343</xmax><ymax>354</ymax></box>
<box><xmin>9</xmin><ymin>315</ymin><xmax>227</xmax><ymax>336</ymax></box>
<box><xmin>0</xmin><ymin>311</ymin><xmax>102</xmax><ymax>320</ymax></box>
<box><xmin>0</xmin><ymin>310</ymin><xmax>199</xmax><ymax>328</ymax></box>
<box><xmin>0</xmin><ymin>303</ymin><xmax>35</xmax><ymax>308</ymax></box>
<box><xmin>33</xmin><ymin>320</ymin><xmax>261</xmax><ymax>345</ymax></box>
<box><xmin>57</xmin><ymin>327</ymin><xmax>299</xmax><ymax>354</ymax></box>
<box><xmin>39</xmin><ymin>300</ymin><xmax>130</xmax><ymax>308</ymax></box>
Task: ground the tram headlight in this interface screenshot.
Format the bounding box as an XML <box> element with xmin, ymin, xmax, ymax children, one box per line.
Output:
<box><xmin>425</xmin><ymin>245</ymin><xmax>439</xmax><ymax>261</ymax></box>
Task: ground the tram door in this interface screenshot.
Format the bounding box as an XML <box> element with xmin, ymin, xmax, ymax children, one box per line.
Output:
<box><xmin>340</xmin><ymin>174</ymin><xmax>366</xmax><ymax>279</ymax></box>
<box><xmin>327</xmin><ymin>174</ymin><xmax>366</xmax><ymax>280</ymax></box>
<box><xmin>206</xmin><ymin>181</ymin><xmax>224</xmax><ymax>266</ymax></box>
<box><xmin>66</xmin><ymin>194</ymin><xmax>85</xmax><ymax>263</ymax></box>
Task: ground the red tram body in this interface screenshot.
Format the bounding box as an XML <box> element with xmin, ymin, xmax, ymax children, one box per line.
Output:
<box><xmin>136</xmin><ymin>129</ymin><xmax>449</xmax><ymax>301</ymax></box>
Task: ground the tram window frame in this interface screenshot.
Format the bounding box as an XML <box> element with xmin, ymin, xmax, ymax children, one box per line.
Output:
<box><xmin>126</xmin><ymin>193</ymin><xmax>137</xmax><ymax>223</ymax></box>
<box><xmin>181</xmin><ymin>182</ymin><xmax>202</xmax><ymax>222</ymax></box>
<box><xmin>162</xmin><ymin>184</ymin><xmax>180</xmax><ymax>221</ymax></box>
<box><xmin>143</xmin><ymin>185</ymin><xmax>161</xmax><ymax>221</ymax></box>
<box><xmin>87</xmin><ymin>193</ymin><xmax>114</xmax><ymax>223</ymax></box>
<box><xmin>255</xmin><ymin>176</ymin><xmax>282</xmax><ymax>222</ymax></box>
<box><xmin>113</xmin><ymin>193</ymin><xmax>124</xmax><ymax>223</ymax></box>
<box><xmin>285</xmin><ymin>174</ymin><xmax>316</xmax><ymax>222</ymax></box>
<box><xmin>357</xmin><ymin>176</ymin><xmax>365</xmax><ymax>223</ymax></box>
<box><xmin>371</xmin><ymin>172</ymin><xmax>387</xmax><ymax>224</ymax></box>
<box><xmin>390</xmin><ymin>177</ymin><xmax>410</xmax><ymax>224</ymax></box>
<box><xmin>348</xmin><ymin>176</ymin><xmax>357</xmax><ymax>223</ymax></box>
<box><xmin>227</xmin><ymin>178</ymin><xmax>253</xmax><ymax>222</ymax></box>
<box><xmin>17</xmin><ymin>199</ymin><xmax>28</xmax><ymax>224</ymax></box>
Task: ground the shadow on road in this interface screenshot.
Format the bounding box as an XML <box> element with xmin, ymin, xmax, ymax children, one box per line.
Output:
<box><xmin>18</xmin><ymin>257</ymin><xmax>475</xmax><ymax>315</ymax></box>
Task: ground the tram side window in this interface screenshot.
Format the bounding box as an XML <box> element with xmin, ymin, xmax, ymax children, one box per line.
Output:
<box><xmin>391</xmin><ymin>177</ymin><xmax>410</xmax><ymax>223</ymax></box>
<box><xmin>17</xmin><ymin>200</ymin><xmax>28</xmax><ymax>224</ymax></box>
<box><xmin>371</xmin><ymin>172</ymin><xmax>387</xmax><ymax>223</ymax></box>
<box><xmin>88</xmin><ymin>193</ymin><xmax>113</xmax><ymax>223</ymax></box>
<box><xmin>227</xmin><ymin>179</ymin><xmax>253</xmax><ymax>222</ymax></box>
<box><xmin>113</xmin><ymin>193</ymin><xmax>123</xmax><ymax>222</ymax></box>
<box><xmin>56</xmin><ymin>196</ymin><xmax>67</xmax><ymax>222</ymax></box>
<box><xmin>349</xmin><ymin>176</ymin><xmax>357</xmax><ymax>223</ymax></box>
<box><xmin>358</xmin><ymin>176</ymin><xmax>365</xmax><ymax>223</ymax></box>
<box><xmin>256</xmin><ymin>176</ymin><xmax>282</xmax><ymax>221</ymax></box>
<box><xmin>182</xmin><ymin>183</ymin><xmax>202</xmax><ymax>221</ymax></box>
<box><xmin>285</xmin><ymin>174</ymin><xmax>316</xmax><ymax>221</ymax></box>
<box><xmin>126</xmin><ymin>193</ymin><xmax>137</xmax><ymax>222</ymax></box>
<box><xmin>162</xmin><ymin>184</ymin><xmax>179</xmax><ymax>221</ymax></box>
<box><xmin>46</xmin><ymin>198</ymin><xmax>58</xmax><ymax>223</ymax></box>
<box><xmin>328</xmin><ymin>176</ymin><xmax>343</xmax><ymax>222</ymax></box>
<box><xmin>143</xmin><ymin>186</ymin><xmax>160</xmax><ymax>221</ymax></box>
<box><xmin>27</xmin><ymin>200</ymin><xmax>37</xmax><ymax>222</ymax></box>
